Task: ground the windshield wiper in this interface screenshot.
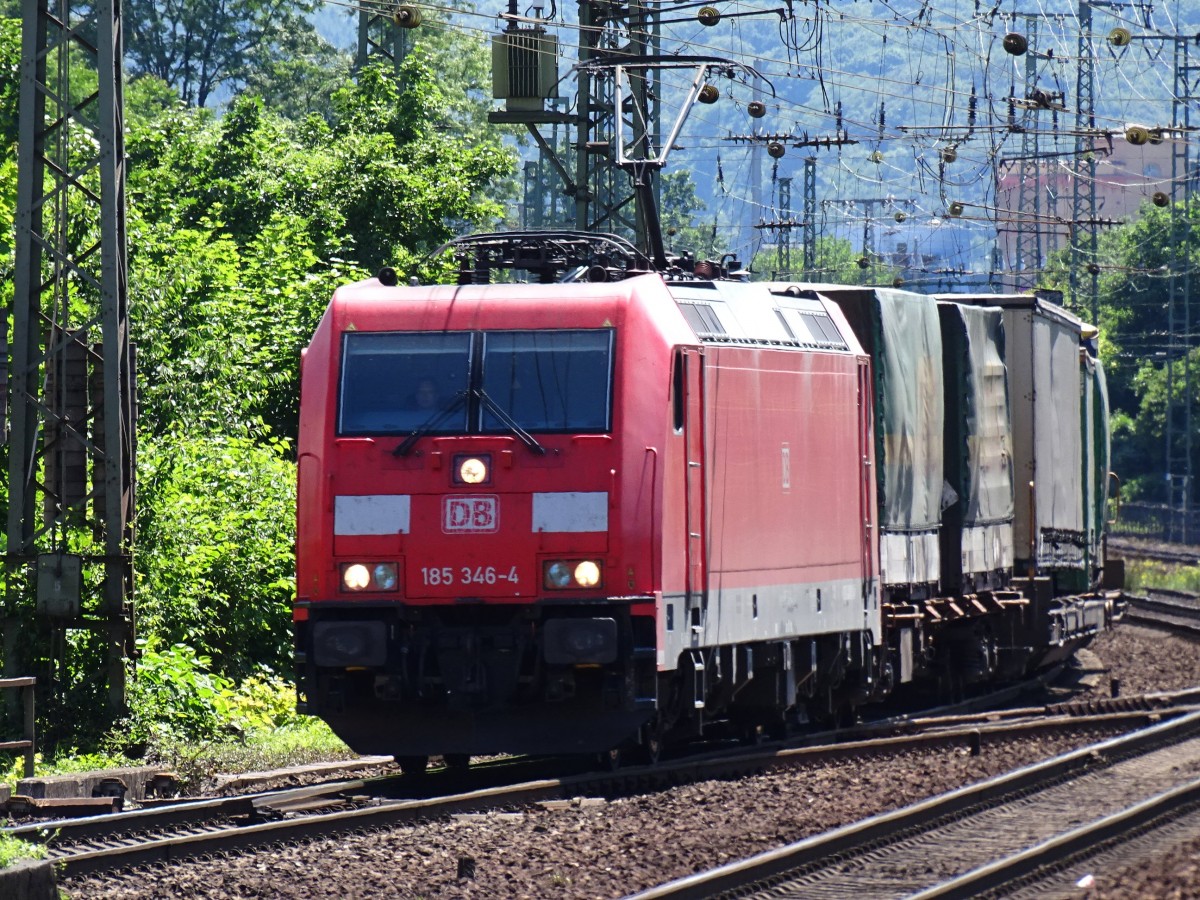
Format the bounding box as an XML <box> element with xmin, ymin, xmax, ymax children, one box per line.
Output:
<box><xmin>393</xmin><ymin>391</ymin><xmax>468</xmax><ymax>457</ymax></box>
<box><xmin>476</xmin><ymin>389</ymin><xmax>546</xmax><ymax>455</ymax></box>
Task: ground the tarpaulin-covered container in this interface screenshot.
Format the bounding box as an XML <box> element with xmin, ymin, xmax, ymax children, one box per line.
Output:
<box><xmin>937</xmin><ymin>302</ymin><xmax>1014</xmax><ymax>593</ymax></box>
<box><xmin>944</xmin><ymin>294</ymin><xmax>1092</xmax><ymax>583</ymax></box>
<box><xmin>1083</xmin><ymin>348</ymin><xmax>1111</xmax><ymax>583</ymax></box>
<box><xmin>818</xmin><ymin>287</ymin><xmax>944</xmax><ymax>593</ymax></box>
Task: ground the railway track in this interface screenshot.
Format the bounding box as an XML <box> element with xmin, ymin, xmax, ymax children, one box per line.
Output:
<box><xmin>1125</xmin><ymin>591</ymin><xmax>1200</xmax><ymax>638</ymax></box>
<box><xmin>11</xmin><ymin>690</ymin><xmax>1198</xmax><ymax>880</ymax></box>
<box><xmin>1107</xmin><ymin>537</ymin><xmax>1200</xmax><ymax>567</ymax></box>
<box><xmin>626</xmin><ymin>710</ymin><xmax>1200</xmax><ymax>899</ymax></box>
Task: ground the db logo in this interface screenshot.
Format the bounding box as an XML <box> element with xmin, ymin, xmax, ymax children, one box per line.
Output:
<box><xmin>443</xmin><ymin>496</ymin><xmax>499</xmax><ymax>533</ymax></box>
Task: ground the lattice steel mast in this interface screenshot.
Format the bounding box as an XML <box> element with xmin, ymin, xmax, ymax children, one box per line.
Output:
<box><xmin>10</xmin><ymin>0</ymin><xmax>135</xmax><ymax>716</ymax></box>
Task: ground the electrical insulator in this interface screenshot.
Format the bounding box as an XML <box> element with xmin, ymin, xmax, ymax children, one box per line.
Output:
<box><xmin>698</xmin><ymin>6</ymin><xmax>720</xmax><ymax>26</ymax></box>
<box><xmin>894</xmin><ymin>211</ymin><xmax>907</xmax><ymax>223</ymax></box>
<box><xmin>1125</xmin><ymin>125</ymin><xmax>1150</xmax><ymax>146</ymax></box>
<box><xmin>767</xmin><ymin>141</ymin><xmax>786</xmax><ymax>159</ymax></box>
<box><xmin>1153</xmin><ymin>192</ymin><xmax>1170</xmax><ymax>207</ymax></box>
<box><xmin>1108</xmin><ymin>27</ymin><xmax>1132</xmax><ymax>47</ymax></box>
<box><xmin>857</xmin><ymin>257</ymin><xmax>870</xmax><ymax>269</ymax></box>
<box><xmin>869</xmin><ymin>150</ymin><xmax>884</xmax><ymax>163</ymax></box>
<box><xmin>948</xmin><ymin>201</ymin><xmax>964</xmax><ymax>217</ymax></box>
<box><xmin>941</xmin><ymin>147</ymin><xmax>957</xmax><ymax>163</ymax></box>
<box><xmin>393</xmin><ymin>5</ymin><xmax>422</xmax><ymax>27</ymax></box>
<box><xmin>747</xmin><ymin>101</ymin><xmax>767</xmax><ymax>119</ymax></box>
<box><xmin>698</xmin><ymin>84</ymin><xmax>719</xmax><ymax>104</ymax></box>
<box><xmin>1003</xmin><ymin>32</ymin><xmax>1028</xmax><ymax>56</ymax></box>
<box><xmin>892</xmin><ymin>276</ymin><xmax>904</xmax><ymax>288</ymax></box>
<box><xmin>1086</xmin><ymin>263</ymin><xmax>1101</xmax><ymax>275</ymax></box>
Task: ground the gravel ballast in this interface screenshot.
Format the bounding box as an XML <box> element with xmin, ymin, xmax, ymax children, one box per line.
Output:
<box><xmin>59</xmin><ymin>623</ymin><xmax>1200</xmax><ymax>899</ymax></box>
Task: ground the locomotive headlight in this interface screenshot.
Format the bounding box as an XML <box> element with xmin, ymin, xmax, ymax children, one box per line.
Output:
<box><xmin>372</xmin><ymin>563</ymin><xmax>398</xmax><ymax>591</ymax></box>
<box><xmin>545</xmin><ymin>561</ymin><xmax>573</xmax><ymax>589</ymax></box>
<box><xmin>342</xmin><ymin>564</ymin><xmax>371</xmax><ymax>592</ymax></box>
<box><xmin>574</xmin><ymin>560</ymin><xmax>602</xmax><ymax>588</ymax></box>
<box><xmin>543</xmin><ymin>559</ymin><xmax>604</xmax><ymax>590</ymax></box>
<box><xmin>456</xmin><ymin>455</ymin><xmax>489</xmax><ymax>485</ymax></box>
<box><xmin>340</xmin><ymin>562</ymin><xmax>399</xmax><ymax>592</ymax></box>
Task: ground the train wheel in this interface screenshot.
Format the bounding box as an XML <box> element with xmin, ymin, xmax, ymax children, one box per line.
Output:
<box><xmin>443</xmin><ymin>753</ymin><xmax>471</xmax><ymax>771</ymax></box>
<box><xmin>396</xmin><ymin>755</ymin><xmax>429</xmax><ymax>776</ymax></box>
<box><xmin>599</xmin><ymin>747</ymin><xmax>622</xmax><ymax>771</ymax></box>
<box><xmin>637</xmin><ymin>717</ymin><xmax>665</xmax><ymax>765</ymax></box>
<box><xmin>643</xmin><ymin>732</ymin><xmax>663</xmax><ymax>766</ymax></box>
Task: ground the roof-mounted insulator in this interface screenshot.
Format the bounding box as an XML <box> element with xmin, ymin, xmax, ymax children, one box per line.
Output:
<box><xmin>1003</xmin><ymin>32</ymin><xmax>1028</xmax><ymax>56</ymax></box>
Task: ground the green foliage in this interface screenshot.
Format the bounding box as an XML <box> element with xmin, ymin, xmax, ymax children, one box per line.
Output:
<box><xmin>114</xmin><ymin>646</ymin><xmax>350</xmax><ymax>782</ymax></box>
<box><xmin>241</xmin><ymin>31</ymin><xmax>352</xmax><ymax>121</ymax></box>
<box><xmin>124</xmin><ymin>0</ymin><xmax>327</xmax><ymax>107</ymax></box>
<box><xmin>124</xmin><ymin>56</ymin><xmax>511</xmax><ymax>440</ymax></box>
<box><xmin>136</xmin><ymin>431</ymin><xmax>296</xmax><ymax>678</ymax></box>
<box><xmin>749</xmin><ymin>234</ymin><xmax>880</xmax><ymax>283</ymax></box>
<box><xmin>1124</xmin><ymin>559</ymin><xmax>1200</xmax><ymax>595</ymax></box>
<box><xmin>147</xmin><ymin>716</ymin><xmax>351</xmax><ymax>789</ymax></box>
<box><xmin>4</xmin><ymin>12</ymin><xmax>517</xmax><ymax>756</ymax></box>
<box><xmin>113</xmin><ymin>638</ymin><xmax>348</xmax><ymax>770</ymax></box>
<box><xmin>0</xmin><ymin>153</ymin><xmax>14</xmax><ymax>281</ymax></box>
<box><xmin>1044</xmin><ymin>196</ymin><xmax>1200</xmax><ymax>502</ymax></box>
<box><xmin>660</xmin><ymin>171</ymin><xmax>720</xmax><ymax>260</ymax></box>
<box><xmin>1</xmin><ymin>748</ymin><xmax>133</xmax><ymax>785</ymax></box>
<box><xmin>222</xmin><ymin>671</ymin><xmax>307</xmax><ymax>732</ymax></box>
<box><xmin>0</xmin><ymin>16</ymin><xmax>18</xmax><ymax>148</ymax></box>
<box><xmin>118</xmin><ymin>640</ymin><xmax>236</xmax><ymax>750</ymax></box>
<box><xmin>0</xmin><ymin>834</ymin><xmax>47</xmax><ymax>868</ymax></box>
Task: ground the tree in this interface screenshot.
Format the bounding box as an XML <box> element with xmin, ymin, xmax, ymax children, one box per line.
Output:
<box><xmin>0</xmin><ymin>15</ymin><xmax>17</xmax><ymax>148</ymax></box>
<box><xmin>749</xmin><ymin>234</ymin><xmax>886</xmax><ymax>283</ymax></box>
<box><xmin>123</xmin><ymin>53</ymin><xmax>513</xmax><ymax>437</ymax></box>
<box><xmin>240</xmin><ymin>28</ymin><xmax>351</xmax><ymax>121</ymax></box>
<box><xmin>1043</xmin><ymin>197</ymin><xmax>1200</xmax><ymax>502</ymax></box>
<box><xmin>124</xmin><ymin>0</ymin><xmax>331</xmax><ymax>107</ymax></box>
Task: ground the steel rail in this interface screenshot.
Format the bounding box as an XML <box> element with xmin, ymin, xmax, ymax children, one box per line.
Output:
<box><xmin>910</xmin><ymin>779</ymin><xmax>1200</xmax><ymax>898</ymax></box>
<box><xmin>18</xmin><ymin>703</ymin><xmax>1178</xmax><ymax>880</ymax></box>
<box><xmin>1125</xmin><ymin>594</ymin><xmax>1200</xmax><ymax>638</ymax></box>
<box><xmin>623</xmin><ymin>710</ymin><xmax>1200</xmax><ymax>900</ymax></box>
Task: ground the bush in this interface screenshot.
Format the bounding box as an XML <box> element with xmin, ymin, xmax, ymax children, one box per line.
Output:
<box><xmin>0</xmin><ymin>834</ymin><xmax>46</xmax><ymax>868</ymax></box>
<box><xmin>116</xmin><ymin>639</ymin><xmax>235</xmax><ymax>753</ymax></box>
<box><xmin>136</xmin><ymin>428</ymin><xmax>296</xmax><ymax>679</ymax></box>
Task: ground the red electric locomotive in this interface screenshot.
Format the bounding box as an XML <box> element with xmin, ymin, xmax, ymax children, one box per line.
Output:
<box><xmin>294</xmin><ymin>233</ymin><xmax>1118</xmax><ymax>767</ymax></box>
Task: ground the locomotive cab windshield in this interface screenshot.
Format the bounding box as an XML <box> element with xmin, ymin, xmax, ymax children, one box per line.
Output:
<box><xmin>338</xmin><ymin>328</ymin><xmax>615</xmax><ymax>439</ymax></box>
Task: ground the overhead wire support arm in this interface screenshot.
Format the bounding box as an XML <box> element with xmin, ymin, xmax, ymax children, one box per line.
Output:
<box><xmin>572</xmin><ymin>54</ymin><xmax>774</xmax><ymax>269</ymax></box>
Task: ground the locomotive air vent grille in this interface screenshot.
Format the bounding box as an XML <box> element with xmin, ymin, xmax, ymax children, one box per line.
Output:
<box><xmin>679</xmin><ymin>302</ymin><xmax>727</xmax><ymax>337</ymax></box>
<box><xmin>777</xmin><ymin>308</ymin><xmax>849</xmax><ymax>350</ymax></box>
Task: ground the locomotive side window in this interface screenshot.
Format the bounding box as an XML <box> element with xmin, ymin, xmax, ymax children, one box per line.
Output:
<box><xmin>339</xmin><ymin>332</ymin><xmax>472</xmax><ymax>435</ymax></box>
<box><xmin>480</xmin><ymin>330</ymin><xmax>613</xmax><ymax>433</ymax></box>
